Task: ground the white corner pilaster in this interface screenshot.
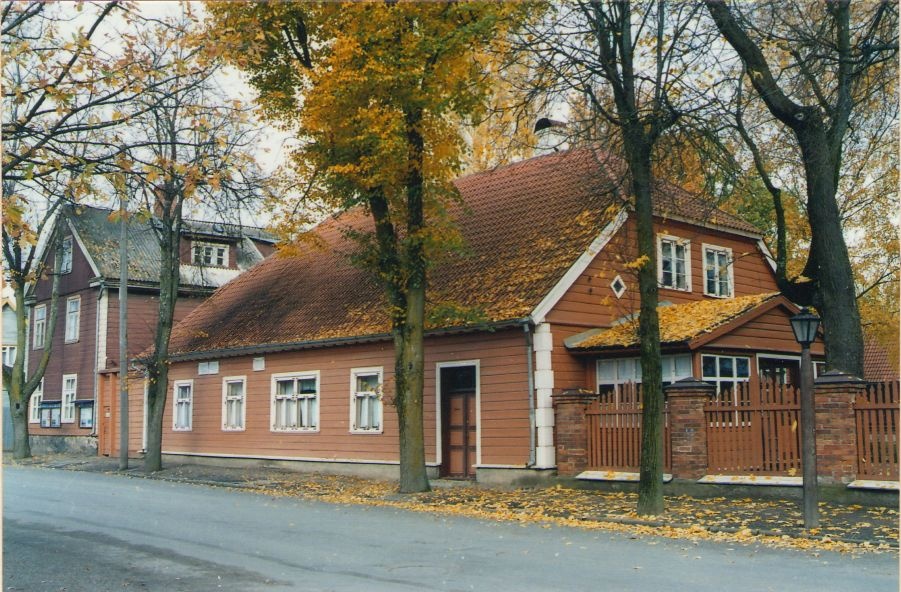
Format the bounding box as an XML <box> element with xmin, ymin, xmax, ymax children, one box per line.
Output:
<box><xmin>533</xmin><ymin>322</ymin><xmax>556</xmax><ymax>469</ymax></box>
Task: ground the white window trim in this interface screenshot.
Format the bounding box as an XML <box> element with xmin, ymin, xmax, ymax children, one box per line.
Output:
<box><xmin>172</xmin><ymin>379</ymin><xmax>194</xmax><ymax>432</ymax></box>
<box><xmin>1</xmin><ymin>345</ymin><xmax>16</xmax><ymax>367</ymax></box>
<box><xmin>656</xmin><ymin>234</ymin><xmax>692</xmax><ymax>292</ymax></box>
<box><xmin>349</xmin><ymin>366</ymin><xmax>384</xmax><ymax>434</ymax></box>
<box><xmin>60</xmin><ymin>236</ymin><xmax>73</xmax><ymax>274</ymax></box>
<box><xmin>435</xmin><ymin>360</ymin><xmax>481</xmax><ymax>468</ymax></box>
<box><xmin>610</xmin><ymin>274</ymin><xmax>627</xmax><ymax>299</ymax></box>
<box><xmin>701</xmin><ymin>243</ymin><xmax>734</xmax><ymax>299</ymax></box>
<box><xmin>595</xmin><ymin>355</ymin><xmax>692</xmax><ymax>393</ymax></box>
<box><xmin>61</xmin><ymin>374</ymin><xmax>77</xmax><ymax>423</ymax></box>
<box><xmin>221</xmin><ymin>375</ymin><xmax>247</xmax><ymax>432</ymax></box>
<box><xmin>701</xmin><ymin>354</ymin><xmax>751</xmax><ymax>397</ymax></box>
<box><xmin>29</xmin><ymin>379</ymin><xmax>44</xmax><ymax>423</ymax></box>
<box><xmin>33</xmin><ymin>304</ymin><xmax>47</xmax><ymax>349</ymax></box>
<box><xmin>64</xmin><ymin>295</ymin><xmax>81</xmax><ymax>343</ymax></box>
<box><xmin>192</xmin><ymin>241</ymin><xmax>229</xmax><ymax>267</ymax></box>
<box><xmin>270</xmin><ymin>371</ymin><xmax>320</xmax><ymax>433</ymax></box>
<box><xmin>198</xmin><ymin>361</ymin><xmax>219</xmax><ymax>375</ymax></box>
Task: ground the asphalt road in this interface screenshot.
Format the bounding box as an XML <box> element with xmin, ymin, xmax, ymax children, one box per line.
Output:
<box><xmin>3</xmin><ymin>467</ymin><xmax>898</xmax><ymax>592</ymax></box>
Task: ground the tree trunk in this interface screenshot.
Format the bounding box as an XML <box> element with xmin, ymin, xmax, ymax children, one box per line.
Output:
<box><xmin>11</xmin><ymin>403</ymin><xmax>30</xmax><ymax>459</ymax></box>
<box><xmin>395</xmin><ymin>283</ymin><xmax>429</xmax><ymax>493</ymax></box>
<box><xmin>627</xmin><ymin>137</ymin><xmax>665</xmax><ymax>516</ymax></box>
<box><xmin>394</xmin><ymin>110</ymin><xmax>430</xmax><ymax>493</ymax></box>
<box><xmin>795</xmin><ymin>124</ymin><xmax>863</xmax><ymax>377</ymax></box>
<box><xmin>144</xmin><ymin>206</ymin><xmax>180</xmax><ymax>473</ymax></box>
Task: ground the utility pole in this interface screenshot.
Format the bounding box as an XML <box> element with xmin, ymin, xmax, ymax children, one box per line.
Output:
<box><xmin>118</xmin><ymin>194</ymin><xmax>129</xmax><ymax>470</ymax></box>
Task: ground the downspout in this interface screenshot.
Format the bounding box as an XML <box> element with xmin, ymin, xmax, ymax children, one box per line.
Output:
<box><xmin>91</xmin><ymin>282</ymin><xmax>105</xmax><ymax>438</ymax></box>
<box><xmin>523</xmin><ymin>322</ymin><xmax>536</xmax><ymax>468</ymax></box>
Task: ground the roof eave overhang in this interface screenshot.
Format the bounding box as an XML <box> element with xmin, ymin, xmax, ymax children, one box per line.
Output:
<box><xmin>653</xmin><ymin>212</ymin><xmax>763</xmax><ymax>240</ymax></box>
<box><xmin>156</xmin><ymin>317</ymin><xmax>531</xmax><ymax>364</ymax></box>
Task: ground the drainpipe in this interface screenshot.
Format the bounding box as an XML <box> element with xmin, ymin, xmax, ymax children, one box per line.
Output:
<box><xmin>523</xmin><ymin>322</ymin><xmax>536</xmax><ymax>467</ymax></box>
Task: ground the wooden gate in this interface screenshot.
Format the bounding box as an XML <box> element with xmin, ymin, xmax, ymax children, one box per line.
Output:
<box><xmin>704</xmin><ymin>380</ymin><xmax>801</xmax><ymax>475</ymax></box>
<box><xmin>855</xmin><ymin>381</ymin><xmax>899</xmax><ymax>481</ymax></box>
<box><xmin>586</xmin><ymin>383</ymin><xmax>671</xmax><ymax>472</ymax></box>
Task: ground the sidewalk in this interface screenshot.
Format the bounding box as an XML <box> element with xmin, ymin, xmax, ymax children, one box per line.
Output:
<box><xmin>7</xmin><ymin>453</ymin><xmax>898</xmax><ymax>554</ymax></box>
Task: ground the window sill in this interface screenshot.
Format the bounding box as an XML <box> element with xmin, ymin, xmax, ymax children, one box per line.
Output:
<box><xmin>350</xmin><ymin>429</ymin><xmax>384</xmax><ymax>435</ymax></box>
<box><xmin>271</xmin><ymin>428</ymin><xmax>319</xmax><ymax>434</ymax></box>
<box><xmin>222</xmin><ymin>427</ymin><xmax>246</xmax><ymax>432</ymax></box>
<box><xmin>172</xmin><ymin>427</ymin><xmax>193</xmax><ymax>432</ymax></box>
<box><xmin>64</xmin><ymin>339</ymin><xmax>80</xmax><ymax>344</ymax></box>
<box><xmin>659</xmin><ymin>285</ymin><xmax>692</xmax><ymax>293</ymax></box>
<box><xmin>703</xmin><ymin>292</ymin><xmax>733</xmax><ymax>299</ymax></box>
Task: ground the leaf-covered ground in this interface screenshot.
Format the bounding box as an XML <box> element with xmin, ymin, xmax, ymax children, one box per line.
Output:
<box><xmin>15</xmin><ymin>454</ymin><xmax>898</xmax><ymax>555</ymax></box>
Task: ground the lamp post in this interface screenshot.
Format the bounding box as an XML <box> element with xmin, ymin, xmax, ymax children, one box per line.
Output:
<box><xmin>790</xmin><ymin>307</ymin><xmax>820</xmax><ymax>529</ymax></box>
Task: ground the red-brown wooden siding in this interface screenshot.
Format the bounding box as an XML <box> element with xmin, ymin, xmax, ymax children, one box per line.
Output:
<box><xmin>703</xmin><ymin>307</ymin><xmax>825</xmax><ymax>357</ymax></box>
<box><xmin>546</xmin><ymin>217</ymin><xmax>778</xmax><ymax>328</ymax></box>
<box><xmin>104</xmin><ymin>292</ymin><xmax>204</xmax><ymax>369</ymax></box>
<box><xmin>160</xmin><ymin>329</ymin><xmax>530</xmax><ymax>466</ymax></box>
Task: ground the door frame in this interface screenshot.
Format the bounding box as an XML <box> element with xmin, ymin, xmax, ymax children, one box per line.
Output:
<box><xmin>435</xmin><ymin>360</ymin><xmax>481</xmax><ymax>472</ymax></box>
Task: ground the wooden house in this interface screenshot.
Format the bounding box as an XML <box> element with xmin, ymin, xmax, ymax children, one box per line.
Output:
<box><xmin>142</xmin><ymin>147</ymin><xmax>832</xmax><ymax>483</ymax></box>
<box><xmin>25</xmin><ymin>205</ymin><xmax>275</xmax><ymax>454</ymax></box>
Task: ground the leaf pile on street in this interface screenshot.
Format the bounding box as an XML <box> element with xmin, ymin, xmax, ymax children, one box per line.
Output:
<box><xmin>209</xmin><ymin>468</ymin><xmax>898</xmax><ymax>555</ymax></box>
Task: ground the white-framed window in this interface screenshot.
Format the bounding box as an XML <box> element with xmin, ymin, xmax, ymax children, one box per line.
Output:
<box><xmin>192</xmin><ymin>241</ymin><xmax>229</xmax><ymax>267</ymax></box>
<box><xmin>252</xmin><ymin>357</ymin><xmax>265</xmax><ymax>371</ymax></box>
<box><xmin>596</xmin><ymin>354</ymin><xmax>692</xmax><ymax>394</ymax></box>
<box><xmin>60</xmin><ymin>236</ymin><xmax>73</xmax><ymax>274</ymax></box>
<box><xmin>350</xmin><ymin>367</ymin><xmax>383</xmax><ymax>433</ymax></box>
<box><xmin>610</xmin><ymin>275</ymin><xmax>627</xmax><ymax>299</ymax></box>
<box><xmin>173</xmin><ymin>380</ymin><xmax>193</xmax><ymax>431</ymax></box>
<box><xmin>32</xmin><ymin>304</ymin><xmax>47</xmax><ymax>349</ymax></box>
<box><xmin>702</xmin><ymin>244</ymin><xmax>733</xmax><ymax>298</ymax></box>
<box><xmin>657</xmin><ymin>235</ymin><xmax>691</xmax><ymax>291</ymax></box>
<box><xmin>701</xmin><ymin>354</ymin><xmax>750</xmax><ymax>397</ymax></box>
<box><xmin>198</xmin><ymin>361</ymin><xmax>219</xmax><ymax>375</ymax></box>
<box><xmin>29</xmin><ymin>379</ymin><xmax>44</xmax><ymax>423</ymax></box>
<box><xmin>61</xmin><ymin>374</ymin><xmax>77</xmax><ymax>423</ymax></box>
<box><xmin>64</xmin><ymin>296</ymin><xmax>81</xmax><ymax>342</ymax></box>
<box><xmin>1</xmin><ymin>345</ymin><xmax>16</xmax><ymax>367</ymax></box>
<box><xmin>222</xmin><ymin>376</ymin><xmax>246</xmax><ymax>431</ymax></box>
<box><xmin>271</xmin><ymin>372</ymin><xmax>319</xmax><ymax>432</ymax></box>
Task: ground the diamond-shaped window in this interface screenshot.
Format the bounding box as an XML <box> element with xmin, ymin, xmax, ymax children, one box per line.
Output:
<box><xmin>610</xmin><ymin>275</ymin><xmax>626</xmax><ymax>298</ymax></box>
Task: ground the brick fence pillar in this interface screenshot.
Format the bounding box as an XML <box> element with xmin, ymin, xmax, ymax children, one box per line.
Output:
<box><xmin>664</xmin><ymin>378</ymin><xmax>716</xmax><ymax>480</ymax></box>
<box><xmin>814</xmin><ymin>370</ymin><xmax>866</xmax><ymax>485</ymax></box>
<box><xmin>551</xmin><ymin>389</ymin><xmax>599</xmax><ymax>476</ymax></box>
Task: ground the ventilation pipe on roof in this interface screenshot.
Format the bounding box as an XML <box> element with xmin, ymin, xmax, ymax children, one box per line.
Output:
<box><xmin>534</xmin><ymin>117</ymin><xmax>569</xmax><ymax>156</ymax></box>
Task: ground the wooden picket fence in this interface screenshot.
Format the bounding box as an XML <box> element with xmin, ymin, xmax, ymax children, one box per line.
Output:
<box><xmin>585</xmin><ymin>383</ymin><xmax>672</xmax><ymax>472</ymax></box>
<box><xmin>854</xmin><ymin>381</ymin><xmax>899</xmax><ymax>481</ymax></box>
<box><xmin>704</xmin><ymin>380</ymin><xmax>801</xmax><ymax>476</ymax></box>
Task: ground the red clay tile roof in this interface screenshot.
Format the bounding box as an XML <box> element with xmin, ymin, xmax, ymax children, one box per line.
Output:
<box><xmin>863</xmin><ymin>339</ymin><xmax>899</xmax><ymax>381</ymax></box>
<box><xmin>567</xmin><ymin>292</ymin><xmax>782</xmax><ymax>350</ymax></box>
<box><xmin>167</xmin><ymin>148</ymin><xmax>763</xmax><ymax>358</ymax></box>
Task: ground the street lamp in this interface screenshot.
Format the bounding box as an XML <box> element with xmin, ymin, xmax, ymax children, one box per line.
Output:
<box><xmin>791</xmin><ymin>307</ymin><xmax>821</xmax><ymax>529</ymax></box>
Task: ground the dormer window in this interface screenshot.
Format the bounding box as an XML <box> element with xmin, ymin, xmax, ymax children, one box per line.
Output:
<box><xmin>60</xmin><ymin>237</ymin><xmax>73</xmax><ymax>274</ymax></box>
<box><xmin>192</xmin><ymin>241</ymin><xmax>229</xmax><ymax>267</ymax></box>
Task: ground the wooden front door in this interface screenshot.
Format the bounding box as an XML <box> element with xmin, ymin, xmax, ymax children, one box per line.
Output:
<box><xmin>440</xmin><ymin>365</ymin><xmax>477</xmax><ymax>479</ymax></box>
<box><xmin>98</xmin><ymin>372</ymin><xmax>115</xmax><ymax>456</ymax></box>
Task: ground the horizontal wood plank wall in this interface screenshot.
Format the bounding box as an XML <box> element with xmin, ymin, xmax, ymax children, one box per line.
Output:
<box><xmin>29</xmin><ymin>285</ymin><xmax>98</xmax><ymax>438</ymax></box>
<box><xmin>162</xmin><ymin>329</ymin><xmax>530</xmax><ymax>467</ymax></box>
<box><xmin>704</xmin><ymin>308</ymin><xmax>825</xmax><ymax>357</ymax></box>
<box><xmin>547</xmin><ymin>216</ymin><xmax>778</xmax><ymax>328</ymax></box>
<box><xmin>549</xmin><ymin>324</ymin><xmax>593</xmax><ymax>391</ymax></box>
<box><xmin>105</xmin><ymin>293</ymin><xmax>204</xmax><ymax>370</ymax></box>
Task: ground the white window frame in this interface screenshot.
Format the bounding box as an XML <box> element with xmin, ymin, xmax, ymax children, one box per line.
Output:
<box><xmin>29</xmin><ymin>379</ymin><xmax>44</xmax><ymax>423</ymax></box>
<box><xmin>192</xmin><ymin>241</ymin><xmax>229</xmax><ymax>267</ymax></box>
<box><xmin>221</xmin><ymin>376</ymin><xmax>247</xmax><ymax>432</ymax></box>
<box><xmin>64</xmin><ymin>295</ymin><xmax>81</xmax><ymax>343</ymax></box>
<box><xmin>657</xmin><ymin>234</ymin><xmax>692</xmax><ymax>292</ymax></box>
<box><xmin>61</xmin><ymin>374</ymin><xmax>77</xmax><ymax>423</ymax></box>
<box><xmin>701</xmin><ymin>354</ymin><xmax>751</xmax><ymax>398</ymax></box>
<box><xmin>610</xmin><ymin>275</ymin><xmax>627</xmax><ymax>299</ymax></box>
<box><xmin>596</xmin><ymin>354</ymin><xmax>692</xmax><ymax>393</ymax></box>
<box><xmin>198</xmin><ymin>361</ymin><xmax>219</xmax><ymax>375</ymax></box>
<box><xmin>1</xmin><ymin>345</ymin><xmax>16</xmax><ymax>367</ymax></box>
<box><xmin>702</xmin><ymin>243</ymin><xmax>734</xmax><ymax>298</ymax></box>
<box><xmin>33</xmin><ymin>304</ymin><xmax>47</xmax><ymax>349</ymax></box>
<box><xmin>172</xmin><ymin>379</ymin><xmax>194</xmax><ymax>431</ymax></box>
<box><xmin>60</xmin><ymin>236</ymin><xmax>73</xmax><ymax>274</ymax></box>
<box><xmin>350</xmin><ymin>367</ymin><xmax>383</xmax><ymax>434</ymax></box>
<box><xmin>270</xmin><ymin>371</ymin><xmax>320</xmax><ymax>433</ymax></box>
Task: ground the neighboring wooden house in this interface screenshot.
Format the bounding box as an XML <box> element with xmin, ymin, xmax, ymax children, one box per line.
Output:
<box><xmin>26</xmin><ymin>205</ymin><xmax>275</xmax><ymax>454</ymax></box>
<box><xmin>141</xmin><ymin>147</ymin><xmax>831</xmax><ymax>483</ymax></box>
<box><xmin>2</xmin><ymin>287</ymin><xmax>18</xmax><ymax>450</ymax></box>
